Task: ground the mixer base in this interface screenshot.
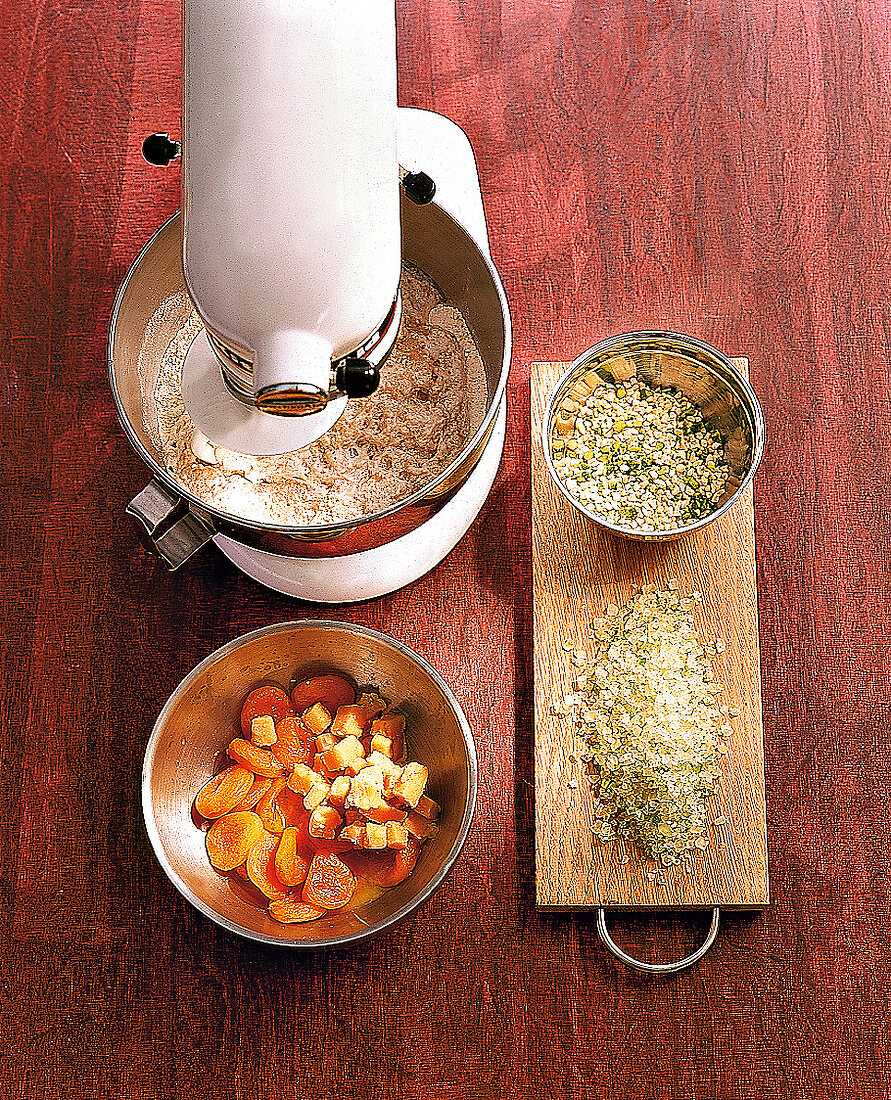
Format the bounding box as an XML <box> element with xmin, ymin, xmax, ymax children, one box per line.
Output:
<box><xmin>213</xmin><ymin>399</ymin><xmax>506</xmax><ymax>603</ymax></box>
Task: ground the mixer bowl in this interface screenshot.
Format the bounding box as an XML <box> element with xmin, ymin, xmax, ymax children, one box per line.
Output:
<box><xmin>142</xmin><ymin>620</ymin><xmax>477</xmax><ymax>946</ymax></box>
<box><xmin>108</xmin><ymin>192</ymin><xmax>510</xmax><ymax>568</ymax></box>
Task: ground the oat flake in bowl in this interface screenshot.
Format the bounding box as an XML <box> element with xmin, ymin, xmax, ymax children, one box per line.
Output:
<box><xmin>151</xmin><ymin>263</ymin><xmax>489</xmax><ymax>527</ymax></box>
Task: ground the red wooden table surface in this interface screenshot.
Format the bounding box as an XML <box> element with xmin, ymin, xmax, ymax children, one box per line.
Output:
<box><xmin>1</xmin><ymin>1</ymin><xmax>888</xmax><ymax>1097</ymax></box>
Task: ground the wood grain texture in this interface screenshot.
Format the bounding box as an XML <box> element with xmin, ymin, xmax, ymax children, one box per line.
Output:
<box><xmin>2</xmin><ymin>0</ymin><xmax>890</xmax><ymax>1098</ymax></box>
<box><xmin>533</xmin><ymin>360</ymin><xmax>768</xmax><ymax>910</ymax></box>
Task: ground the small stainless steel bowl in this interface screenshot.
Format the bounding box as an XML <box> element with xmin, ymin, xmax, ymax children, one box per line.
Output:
<box><xmin>542</xmin><ymin>332</ymin><xmax>765</xmax><ymax>541</ymax></box>
<box><xmin>142</xmin><ymin>620</ymin><xmax>477</xmax><ymax>947</ymax></box>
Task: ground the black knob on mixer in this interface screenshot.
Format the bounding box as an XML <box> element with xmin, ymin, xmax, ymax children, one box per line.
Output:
<box><xmin>401</xmin><ymin>171</ymin><xmax>436</xmax><ymax>205</ymax></box>
<box><xmin>142</xmin><ymin>133</ymin><xmax>182</xmax><ymax>166</ymax></box>
<box><xmin>336</xmin><ymin>358</ymin><xmax>381</xmax><ymax>398</ymax></box>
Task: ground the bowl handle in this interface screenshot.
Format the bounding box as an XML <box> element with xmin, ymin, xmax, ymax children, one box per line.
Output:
<box><xmin>596</xmin><ymin>906</ymin><xmax>721</xmax><ymax>974</ymax></box>
<box><xmin>127</xmin><ymin>479</ymin><xmax>216</xmax><ymax>570</ymax></box>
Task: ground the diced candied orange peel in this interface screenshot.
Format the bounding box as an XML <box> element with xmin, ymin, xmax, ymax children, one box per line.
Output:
<box><xmin>389</xmin><ymin>762</ymin><xmax>429</xmax><ymax>809</ymax></box>
<box><xmin>301</xmin><ymin>702</ymin><xmax>332</xmax><ymax>736</ymax></box>
<box><xmin>404</xmin><ymin>810</ymin><xmax>439</xmax><ymax>840</ymax></box>
<box><xmin>308</xmin><ymin>804</ymin><xmax>343</xmax><ymax>840</ymax></box>
<box><xmin>250</xmin><ymin>714</ymin><xmax>277</xmax><ymax>747</ymax></box>
<box><xmin>287</xmin><ymin>763</ymin><xmax>324</xmax><ymax>795</ymax></box>
<box><xmin>414</xmin><ymin>794</ymin><xmax>440</xmax><ymax>821</ymax></box>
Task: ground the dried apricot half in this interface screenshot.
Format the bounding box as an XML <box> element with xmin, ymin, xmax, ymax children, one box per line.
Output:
<box><xmin>194</xmin><ymin>766</ymin><xmax>255</xmax><ymax>819</ymax></box>
<box><xmin>245</xmin><ymin>832</ymin><xmax>289</xmax><ymax>900</ymax></box>
<box><xmin>205</xmin><ymin>811</ymin><xmax>265</xmax><ymax>871</ymax></box>
<box><xmin>228</xmin><ymin>738</ymin><xmax>286</xmax><ymax>778</ymax></box>
<box><xmin>290</xmin><ymin>675</ymin><xmax>355</xmax><ymax>715</ymax></box>
<box><xmin>274</xmin><ymin>827</ymin><xmax>310</xmax><ymax>887</ymax></box>
<box><xmin>302</xmin><ymin>851</ymin><xmax>356</xmax><ymax>910</ymax></box>
<box><xmin>272</xmin><ymin>716</ymin><xmax>313</xmax><ymax>770</ymax></box>
<box><xmin>268</xmin><ymin>895</ymin><xmax>326</xmax><ymax>924</ymax></box>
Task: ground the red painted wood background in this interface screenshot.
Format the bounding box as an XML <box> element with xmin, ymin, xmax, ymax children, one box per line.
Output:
<box><xmin>1</xmin><ymin>0</ymin><xmax>888</xmax><ymax>1097</ymax></box>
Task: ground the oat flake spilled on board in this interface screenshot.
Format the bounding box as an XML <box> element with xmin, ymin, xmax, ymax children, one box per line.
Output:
<box><xmin>566</xmin><ymin>585</ymin><xmax>732</xmax><ymax>868</ymax></box>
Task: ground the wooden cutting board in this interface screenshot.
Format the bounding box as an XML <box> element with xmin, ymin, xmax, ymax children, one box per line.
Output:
<box><xmin>532</xmin><ymin>360</ymin><xmax>769</xmax><ymax>911</ymax></box>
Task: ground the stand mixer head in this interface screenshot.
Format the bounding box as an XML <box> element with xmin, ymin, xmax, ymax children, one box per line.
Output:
<box><xmin>167</xmin><ymin>0</ymin><xmax>405</xmax><ymax>456</ymax></box>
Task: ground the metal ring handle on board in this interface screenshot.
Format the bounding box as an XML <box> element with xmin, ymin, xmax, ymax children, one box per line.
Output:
<box><xmin>596</xmin><ymin>907</ymin><xmax>721</xmax><ymax>974</ymax></box>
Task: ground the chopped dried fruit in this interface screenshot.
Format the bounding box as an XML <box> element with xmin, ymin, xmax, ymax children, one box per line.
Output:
<box><xmin>364</xmin><ymin>823</ymin><xmax>389</xmax><ymax>849</ymax></box>
<box><xmin>246</xmin><ymin>832</ymin><xmax>289</xmax><ymax>899</ymax></box>
<box><xmin>369</xmin><ymin>733</ymin><xmax>393</xmax><ymax>758</ymax></box>
<box><xmin>276</xmin><ymin>785</ymin><xmax>303</xmax><ymax>827</ymax></box>
<box><xmin>232</xmin><ymin>775</ymin><xmax>274</xmax><ymax>812</ymax></box>
<box><xmin>193</xmin><ymin>671</ymin><xmax>437</xmax><ymax>925</ymax></box>
<box><xmin>194</xmin><ymin>765</ymin><xmax>255</xmax><ymax>819</ymax></box>
<box><xmin>291</xmin><ymin>675</ymin><xmax>355</xmax><ymax>716</ymax></box>
<box><xmin>362</xmin><ymin>802</ymin><xmax>407</xmax><ymax>825</ymax></box>
<box><xmin>205</xmin><ymin>811</ymin><xmax>265</xmax><ymax>871</ymax></box>
<box><xmin>339</xmin><ymin>823</ymin><xmax>367</xmax><ymax>847</ymax></box>
<box><xmin>343</xmin><ymin>836</ymin><xmax>421</xmax><ymax>888</ymax></box>
<box><xmin>302</xmin><ymin>702</ymin><xmax>332</xmax><ymax>736</ymax></box>
<box><xmin>386</xmin><ymin>822</ymin><xmax>409</xmax><ymax>850</ymax></box>
<box><xmin>268</xmin><ymin>896</ymin><xmax>325</xmax><ymax>923</ymax></box>
<box><xmin>287</xmin><ymin>763</ymin><xmax>325</xmax><ymax>795</ymax></box>
<box><xmin>228</xmin><ymin>738</ymin><xmax>286</xmax><ymax>778</ymax></box>
<box><xmin>322</xmin><ymin>734</ymin><xmax>365</xmax><ymax>772</ymax></box>
<box><xmin>240</xmin><ymin>685</ymin><xmax>293</xmax><ymax>737</ymax></box>
<box><xmin>389</xmin><ymin>762</ymin><xmax>428</xmax><ymax>809</ymax></box>
<box><xmin>314</xmin><ymin>731</ymin><xmax>338</xmax><ymax>754</ymax></box>
<box><xmin>274</xmin><ymin>827</ymin><xmax>310</xmax><ymax>887</ymax></box>
<box><xmin>250</xmin><ymin>714</ymin><xmax>277</xmax><ymax>747</ymax></box>
<box><xmin>331</xmin><ymin>705</ymin><xmax>368</xmax><ymax>741</ymax></box>
<box><xmin>327</xmin><ymin>775</ymin><xmax>351</xmax><ymax>809</ymax></box>
<box><xmin>404</xmin><ymin>810</ymin><xmax>439</xmax><ymax>840</ymax></box>
<box><xmin>255</xmin><ymin>776</ymin><xmax>288</xmax><ymax>835</ymax></box>
<box><xmin>370</xmin><ymin>714</ymin><xmax>405</xmax><ymax>761</ymax></box>
<box><xmin>308</xmin><ymin>805</ymin><xmax>343</xmax><ymax>840</ymax></box>
<box><xmin>414</xmin><ymin>795</ymin><xmax>440</xmax><ymax>821</ymax></box>
<box><xmin>302</xmin><ymin>851</ymin><xmax>356</xmax><ymax>909</ymax></box>
<box><xmin>272</xmin><ymin>716</ymin><xmax>313</xmax><ymax>769</ymax></box>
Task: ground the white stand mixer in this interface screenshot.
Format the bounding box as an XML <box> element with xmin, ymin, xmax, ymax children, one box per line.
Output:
<box><xmin>112</xmin><ymin>0</ymin><xmax>510</xmax><ymax>603</ymax></box>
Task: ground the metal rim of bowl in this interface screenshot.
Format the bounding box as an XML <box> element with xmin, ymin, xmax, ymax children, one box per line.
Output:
<box><xmin>541</xmin><ymin>331</ymin><xmax>766</xmax><ymax>539</ymax></box>
<box><xmin>108</xmin><ymin>208</ymin><xmax>512</xmax><ymax>540</ymax></box>
<box><xmin>141</xmin><ymin>619</ymin><xmax>479</xmax><ymax>948</ymax></box>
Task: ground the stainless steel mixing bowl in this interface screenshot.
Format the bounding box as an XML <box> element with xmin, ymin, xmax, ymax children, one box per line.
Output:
<box><xmin>142</xmin><ymin>620</ymin><xmax>477</xmax><ymax>947</ymax></box>
<box><xmin>542</xmin><ymin>331</ymin><xmax>765</xmax><ymax>541</ymax></box>
<box><xmin>109</xmin><ymin>192</ymin><xmax>510</xmax><ymax>568</ymax></box>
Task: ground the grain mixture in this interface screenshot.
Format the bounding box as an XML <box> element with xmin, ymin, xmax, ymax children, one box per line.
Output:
<box><xmin>550</xmin><ymin>378</ymin><xmax>729</xmax><ymax>531</ymax></box>
<box><xmin>148</xmin><ymin>264</ymin><xmax>488</xmax><ymax>526</ymax></box>
<box><xmin>558</xmin><ymin>586</ymin><xmax>731</xmax><ymax>868</ymax></box>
